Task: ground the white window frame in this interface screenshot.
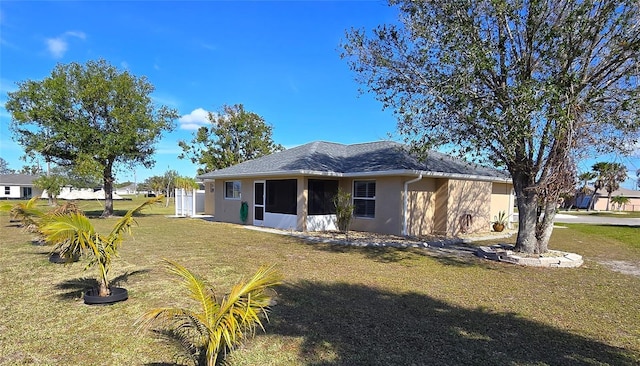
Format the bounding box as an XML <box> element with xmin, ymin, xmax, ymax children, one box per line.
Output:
<box><xmin>224</xmin><ymin>181</ymin><xmax>241</xmax><ymax>200</ymax></box>
<box><xmin>353</xmin><ymin>180</ymin><xmax>376</xmax><ymax>218</ymax></box>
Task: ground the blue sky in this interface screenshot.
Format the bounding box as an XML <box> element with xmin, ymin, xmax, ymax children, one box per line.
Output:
<box><xmin>1</xmin><ymin>1</ymin><xmax>638</xmax><ymax>188</ymax></box>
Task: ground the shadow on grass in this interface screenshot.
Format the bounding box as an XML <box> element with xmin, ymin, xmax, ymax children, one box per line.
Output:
<box><xmin>82</xmin><ymin>209</ymin><xmax>156</xmax><ymax>218</ymax></box>
<box><xmin>297</xmin><ymin>238</ymin><xmax>496</xmax><ymax>269</ymax></box>
<box><xmin>55</xmin><ymin>270</ymin><xmax>150</xmax><ymax>300</ymax></box>
<box><xmin>268</xmin><ymin>281</ymin><xmax>638</xmax><ymax>366</ymax></box>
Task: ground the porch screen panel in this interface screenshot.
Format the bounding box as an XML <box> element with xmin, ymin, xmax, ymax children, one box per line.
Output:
<box><xmin>255</xmin><ymin>182</ymin><xmax>264</xmax><ymax>205</ymax></box>
<box><xmin>266</xmin><ymin>179</ymin><xmax>297</xmax><ymax>214</ymax></box>
<box><xmin>308</xmin><ymin>179</ymin><xmax>338</xmax><ymax>215</ymax></box>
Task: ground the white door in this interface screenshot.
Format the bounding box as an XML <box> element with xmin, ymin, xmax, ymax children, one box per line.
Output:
<box><xmin>254</xmin><ymin>181</ymin><xmax>265</xmax><ymax>226</ymax></box>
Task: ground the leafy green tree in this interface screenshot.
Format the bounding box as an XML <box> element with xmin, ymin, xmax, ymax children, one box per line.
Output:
<box><xmin>6</xmin><ymin>59</ymin><xmax>178</xmax><ymax>217</ymax></box>
<box><xmin>175</xmin><ymin>176</ymin><xmax>199</xmax><ymax>190</ymax></box>
<box><xmin>18</xmin><ymin>164</ymin><xmax>43</xmax><ymax>175</ymax></box>
<box><xmin>341</xmin><ymin>0</ymin><xmax>640</xmax><ymax>254</ymax></box>
<box><xmin>610</xmin><ymin>195</ymin><xmax>630</xmax><ymax>211</ymax></box>
<box><xmin>136</xmin><ymin>260</ymin><xmax>282</xmax><ymax>366</ymax></box>
<box><xmin>179</xmin><ymin>104</ymin><xmax>284</xmax><ymax>175</ymax></box>
<box><xmin>591</xmin><ymin>162</ymin><xmax>628</xmax><ymax>211</ymax></box>
<box><xmin>163</xmin><ymin>169</ymin><xmax>179</xmax><ymax>206</ymax></box>
<box><xmin>33</xmin><ymin>174</ymin><xmax>66</xmax><ymax>205</ymax></box>
<box><xmin>0</xmin><ymin>158</ymin><xmax>13</xmax><ymax>174</ymax></box>
<box><xmin>145</xmin><ymin>175</ymin><xmax>165</xmax><ymax>196</ymax></box>
<box><xmin>51</xmin><ymin>165</ymin><xmax>101</xmax><ymax>189</ymax></box>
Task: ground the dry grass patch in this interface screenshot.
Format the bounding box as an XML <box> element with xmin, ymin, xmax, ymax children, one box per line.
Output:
<box><xmin>0</xmin><ymin>199</ymin><xmax>639</xmax><ymax>365</ymax></box>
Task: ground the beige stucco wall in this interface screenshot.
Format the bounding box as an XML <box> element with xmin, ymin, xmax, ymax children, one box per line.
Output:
<box><xmin>203</xmin><ymin>181</ymin><xmax>215</xmax><ymax>215</ymax></box>
<box><xmin>490</xmin><ymin>182</ymin><xmax>514</xmax><ymax>226</ymax></box>
<box><xmin>348</xmin><ymin>176</ymin><xmax>404</xmax><ymax>235</ymax></box>
<box><xmin>209</xmin><ymin>174</ymin><xmax>512</xmax><ymax>237</ymax></box>
<box><xmin>212</xmin><ymin>178</ymin><xmax>253</xmax><ymax>225</ymax></box>
<box><xmin>296</xmin><ymin>177</ymin><xmax>307</xmax><ymax>231</ymax></box>
<box><xmin>593</xmin><ymin>195</ymin><xmax>640</xmax><ymax>211</ymax></box>
<box><xmin>433</xmin><ymin>179</ymin><xmax>449</xmax><ymax>235</ymax></box>
<box><xmin>444</xmin><ymin>180</ymin><xmax>492</xmax><ymax>236</ymax></box>
<box><xmin>405</xmin><ymin>178</ymin><xmax>437</xmax><ymax>236</ymax></box>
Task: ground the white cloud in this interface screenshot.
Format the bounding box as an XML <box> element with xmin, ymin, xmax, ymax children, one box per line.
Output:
<box><xmin>179</xmin><ymin>108</ymin><xmax>212</xmax><ymax>130</ymax></box>
<box><xmin>45</xmin><ymin>31</ymin><xmax>86</xmax><ymax>58</ymax></box>
<box><xmin>64</xmin><ymin>31</ymin><xmax>86</xmax><ymax>40</ymax></box>
<box><xmin>46</xmin><ymin>38</ymin><xmax>67</xmax><ymax>58</ymax></box>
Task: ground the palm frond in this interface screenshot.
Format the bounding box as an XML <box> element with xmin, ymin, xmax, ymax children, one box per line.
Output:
<box><xmin>212</xmin><ymin>265</ymin><xmax>283</xmax><ymax>351</ymax></box>
<box><xmin>108</xmin><ymin>195</ymin><xmax>164</xmax><ymax>243</ymax></box>
<box><xmin>40</xmin><ymin>212</ymin><xmax>99</xmax><ymax>256</ymax></box>
<box><xmin>4</xmin><ymin>196</ymin><xmax>46</xmax><ymax>230</ymax></box>
<box><xmin>163</xmin><ymin>259</ymin><xmax>220</xmax><ymax>318</ymax></box>
<box><xmin>137</xmin><ymin>261</ymin><xmax>282</xmax><ymax>366</ymax></box>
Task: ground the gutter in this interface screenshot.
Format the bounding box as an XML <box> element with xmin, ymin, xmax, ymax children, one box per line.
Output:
<box><xmin>402</xmin><ymin>174</ymin><xmax>423</xmax><ymax>236</ymax></box>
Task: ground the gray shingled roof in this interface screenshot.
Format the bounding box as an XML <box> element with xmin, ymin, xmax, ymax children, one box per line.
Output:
<box><xmin>0</xmin><ymin>174</ymin><xmax>37</xmax><ymax>186</ymax></box>
<box><xmin>197</xmin><ymin>141</ymin><xmax>511</xmax><ymax>182</ymax></box>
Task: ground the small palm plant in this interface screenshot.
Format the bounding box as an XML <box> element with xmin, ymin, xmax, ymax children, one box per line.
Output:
<box><xmin>1</xmin><ymin>196</ymin><xmax>46</xmax><ymax>232</ymax></box>
<box><xmin>40</xmin><ymin>196</ymin><xmax>163</xmax><ymax>297</ymax></box>
<box><xmin>136</xmin><ymin>260</ymin><xmax>283</xmax><ymax>366</ymax></box>
<box><xmin>610</xmin><ymin>195</ymin><xmax>630</xmax><ymax>211</ymax></box>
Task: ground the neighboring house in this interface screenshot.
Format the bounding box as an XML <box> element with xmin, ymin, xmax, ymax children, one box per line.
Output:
<box><xmin>198</xmin><ymin>141</ymin><xmax>514</xmax><ymax>237</ymax></box>
<box><xmin>114</xmin><ymin>183</ymin><xmax>138</xmax><ymax>196</ymax></box>
<box><xmin>576</xmin><ymin>186</ymin><xmax>640</xmax><ymax>211</ymax></box>
<box><xmin>0</xmin><ymin>174</ymin><xmax>42</xmax><ymax>199</ymax></box>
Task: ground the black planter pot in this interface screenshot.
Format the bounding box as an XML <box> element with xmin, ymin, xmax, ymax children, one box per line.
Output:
<box><xmin>84</xmin><ymin>287</ymin><xmax>128</xmax><ymax>305</ymax></box>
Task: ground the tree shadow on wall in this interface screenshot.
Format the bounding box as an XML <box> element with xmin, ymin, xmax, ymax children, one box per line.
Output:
<box><xmin>267</xmin><ymin>281</ymin><xmax>637</xmax><ymax>366</ymax></box>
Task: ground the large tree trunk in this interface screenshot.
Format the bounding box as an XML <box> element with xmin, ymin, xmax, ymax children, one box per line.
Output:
<box><xmin>536</xmin><ymin>200</ymin><xmax>557</xmax><ymax>254</ymax></box>
<box><xmin>513</xmin><ymin>172</ymin><xmax>538</xmax><ymax>253</ymax></box>
<box><xmin>102</xmin><ymin>161</ymin><xmax>115</xmax><ymax>217</ymax></box>
<box><xmin>512</xmin><ymin>172</ymin><xmax>554</xmax><ymax>254</ymax></box>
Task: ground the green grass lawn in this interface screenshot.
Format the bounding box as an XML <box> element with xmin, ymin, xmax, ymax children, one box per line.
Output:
<box><xmin>1</xmin><ymin>198</ymin><xmax>639</xmax><ymax>365</ymax></box>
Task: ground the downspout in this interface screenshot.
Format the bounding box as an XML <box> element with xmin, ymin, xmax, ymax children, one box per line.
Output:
<box><xmin>403</xmin><ymin>174</ymin><xmax>423</xmax><ymax>236</ymax></box>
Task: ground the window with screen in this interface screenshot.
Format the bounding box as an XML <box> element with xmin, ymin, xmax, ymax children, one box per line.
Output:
<box><xmin>266</xmin><ymin>179</ymin><xmax>297</xmax><ymax>214</ymax></box>
<box><xmin>308</xmin><ymin>179</ymin><xmax>338</xmax><ymax>215</ymax></box>
<box><xmin>353</xmin><ymin>180</ymin><xmax>375</xmax><ymax>218</ymax></box>
<box><xmin>224</xmin><ymin>181</ymin><xmax>241</xmax><ymax>199</ymax></box>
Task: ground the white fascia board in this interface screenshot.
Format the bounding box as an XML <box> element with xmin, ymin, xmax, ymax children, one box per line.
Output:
<box><xmin>343</xmin><ymin>169</ymin><xmax>512</xmax><ymax>183</ymax></box>
<box><xmin>198</xmin><ymin>169</ymin><xmax>511</xmax><ymax>183</ymax></box>
<box><xmin>197</xmin><ymin>170</ymin><xmax>344</xmax><ymax>180</ymax></box>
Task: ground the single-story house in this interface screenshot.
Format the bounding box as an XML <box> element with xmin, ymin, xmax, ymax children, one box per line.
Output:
<box><xmin>0</xmin><ymin>174</ymin><xmax>42</xmax><ymax>199</ymax></box>
<box><xmin>575</xmin><ymin>186</ymin><xmax>640</xmax><ymax>211</ymax></box>
<box><xmin>197</xmin><ymin>141</ymin><xmax>514</xmax><ymax>237</ymax></box>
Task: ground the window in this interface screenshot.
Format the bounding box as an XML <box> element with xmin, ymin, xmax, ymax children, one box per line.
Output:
<box><xmin>4</xmin><ymin>186</ymin><xmax>9</xmax><ymax>195</ymax></box>
<box><xmin>224</xmin><ymin>181</ymin><xmax>241</xmax><ymax>199</ymax></box>
<box><xmin>308</xmin><ymin>179</ymin><xmax>338</xmax><ymax>215</ymax></box>
<box><xmin>353</xmin><ymin>180</ymin><xmax>375</xmax><ymax>218</ymax></box>
<box><xmin>266</xmin><ymin>179</ymin><xmax>297</xmax><ymax>215</ymax></box>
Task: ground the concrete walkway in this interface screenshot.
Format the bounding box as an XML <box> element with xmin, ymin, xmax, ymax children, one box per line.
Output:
<box><xmin>553</xmin><ymin>213</ymin><xmax>640</xmax><ymax>226</ymax></box>
<box><xmin>512</xmin><ymin>212</ymin><xmax>640</xmax><ymax>226</ymax></box>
